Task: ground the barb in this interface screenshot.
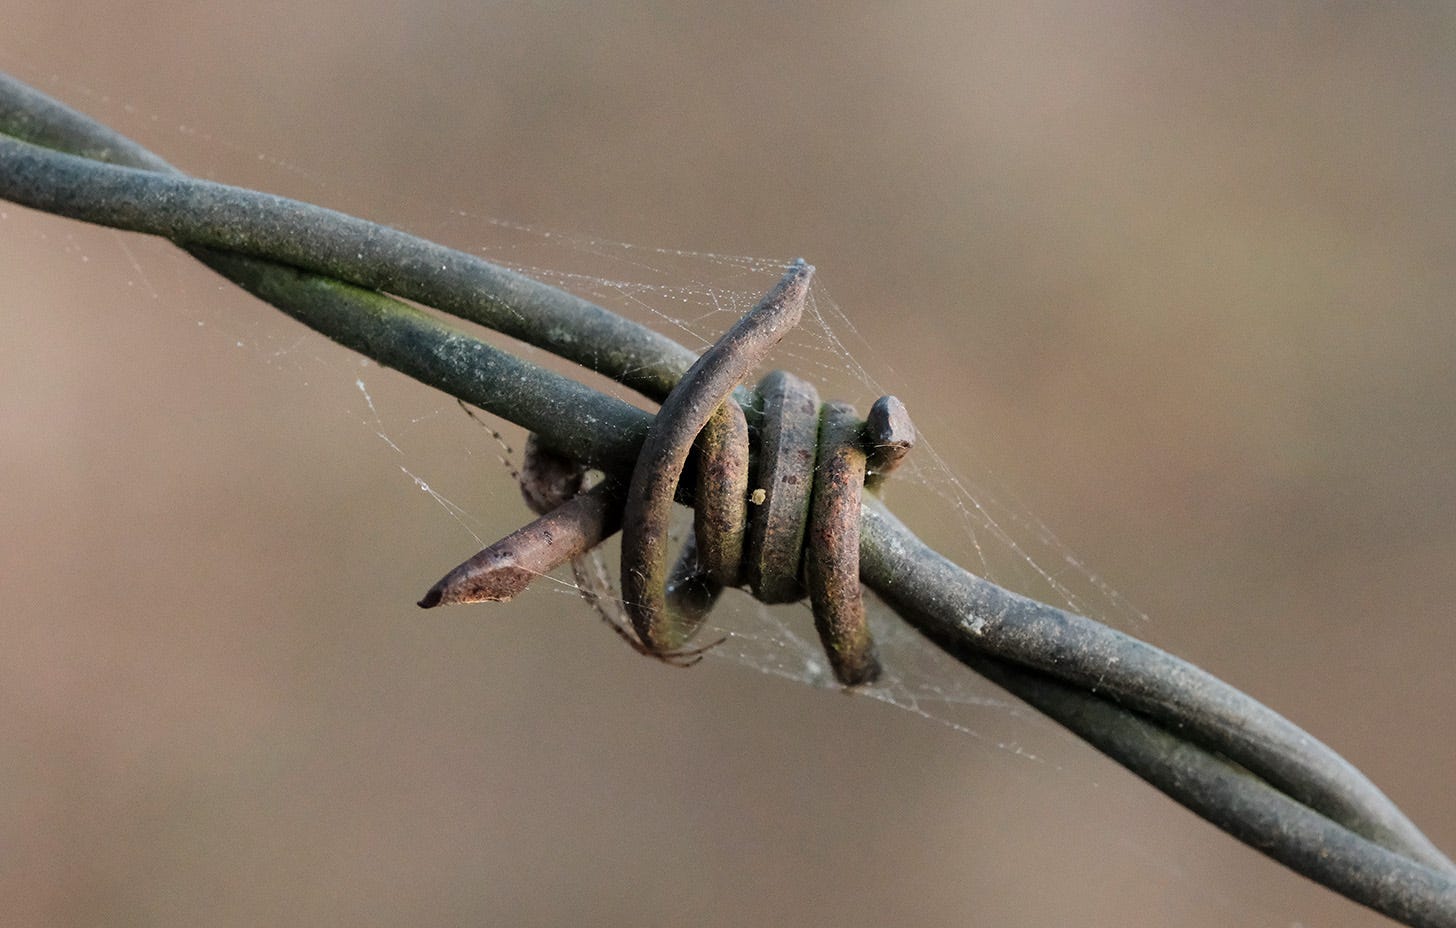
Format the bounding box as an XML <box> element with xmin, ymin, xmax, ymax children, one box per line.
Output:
<box><xmin>418</xmin><ymin>483</ymin><xmax>620</xmax><ymax>607</ymax></box>
<box><xmin>3</xmin><ymin>72</ymin><xmax>1454</xmax><ymax>927</ymax></box>
<box><xmin>618</xmin><ymin>260</ymin><xmax>811</xmax><ymax>656</ymax></box>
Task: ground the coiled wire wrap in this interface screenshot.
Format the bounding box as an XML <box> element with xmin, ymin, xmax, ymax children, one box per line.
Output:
<box><xmin>618</xmin><ymin>261</ymin><xmax>889</xmax><ymax>685</ymax></box>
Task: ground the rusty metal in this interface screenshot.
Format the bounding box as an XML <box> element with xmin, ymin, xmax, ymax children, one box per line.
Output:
<box><xmin>518</xmin><ymin>434</ymin><xmax>585</xmax><ymax>515</ymax></box>
<box><xmin>744</xmin><ymin>369</ymin><xmax>821</xmax><ymax>604</ymax></box>
<box><xmin>417</xmin><ymin>482</ymin><xmax>620</xmax><ymax>607</ymax></box>
<box><xmin>805</xmin><ymin>401</ymin><xmax>881</xmax><ymax>685</ymax></box>
<box><xmin>864</xmin><ymin>394</ymin><xmax>916</xmax><ymax>491</ymax></box>
<box><xmin>427</xmin><ymin>265</ymin><xmax>891</xmax><ymax>687</ymax></box>
<box><xmin>620</xmin><ymin>261</ymin><xmax>812</xmax><ymax>652</ymax></box>
<box><xmin>693</xmin><ymin>401</ymin><xmax>751</xmax><ymax>587</ymax></box>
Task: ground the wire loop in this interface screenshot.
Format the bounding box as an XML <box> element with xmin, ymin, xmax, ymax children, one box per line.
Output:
<box><xmin>805</xmin><ymin>401</ymin><xmax>881</xmax><ymax>685</ymax></box>
<box><xmin>612</xmin><ymin>263</ymin><xmax>904</xmax><ymax>685</ymax></box>
<box><xmin>745</xmin><ymin>369</ymin><xmax>822</xmax><ymax>605</ymax></box>
<box><xmin>691</xmin><ymin>401</ymin><xmax>751</xmax><ymax>588</ymax></box>
<box><xmin>617</xmin><ymin>261</ymin><xmax>810</xmax><ymax>652</ymax></box>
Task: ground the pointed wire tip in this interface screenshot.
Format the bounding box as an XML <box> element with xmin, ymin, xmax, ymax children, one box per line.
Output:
<box><xmin>749</xmin><ymin>259</ymin><xmax>813</xmax><ymax>332</ymax></box>
<box><xmin>419</xmin><ymin>558</ymin><xmax>536</xmax><ymax>607</ymax></box>
<box><xmin>785</xmin><ymin>258</ymin><xmax>815</xmax><ymax>286</ymax></box>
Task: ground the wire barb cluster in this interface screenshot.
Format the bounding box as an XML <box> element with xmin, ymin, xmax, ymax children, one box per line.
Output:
<box><xmin>4</xmin><ymin>72</ymin><xmax>1455</xmax><ymax>927</ymax></box>
<box><xmin>425</xmin><ymin>261</ymin><xmax>910</xmax><ymax>687</ymax></box>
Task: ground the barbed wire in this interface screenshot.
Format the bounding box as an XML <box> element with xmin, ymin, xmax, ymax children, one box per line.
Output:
<box><xmin>2</xmin><ymin>72</ymin><xmax>1452</xmax><ymax>927</ymax></box>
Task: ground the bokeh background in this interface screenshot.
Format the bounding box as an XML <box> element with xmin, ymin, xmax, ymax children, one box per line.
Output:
<box><xmin>5</xmin><ymin>4</ymin><xmax>1456</xmax><ymax>926</ymax></box>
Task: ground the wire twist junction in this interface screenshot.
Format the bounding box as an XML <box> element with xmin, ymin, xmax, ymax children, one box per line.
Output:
<box><xmin>426</xmin><ymin>262</ymin><xmax>912</xmax><ymax>687</ymax></box>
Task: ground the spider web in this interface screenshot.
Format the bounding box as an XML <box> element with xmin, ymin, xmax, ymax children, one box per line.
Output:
<box><xmin>334</xmin><ymin>216</ymin><xmax>1155</xmax><ymax>753</ymax></box>
<box><xmin>0</xmin><ymin>69</ymin><xmax>1302</xmax><ymax>927</ymax></box>
<box><xmin>0</xmin><ymin>91</ymin><xmax>1152</xmax><ymax>751</ymax></box>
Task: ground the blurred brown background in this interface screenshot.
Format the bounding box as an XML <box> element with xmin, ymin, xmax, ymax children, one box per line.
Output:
<box><xmin>4</xmin><ymin>4</ymin><xmax>1455</xmax><ymax>926</ymax></box>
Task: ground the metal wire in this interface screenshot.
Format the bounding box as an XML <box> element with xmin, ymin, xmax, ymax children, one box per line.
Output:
<box><xmin>617</xmin><ymin>261</ymin><xmax>812</xmax><ymax>656</ymax></box>
<box><xmin>3</xmin><ymin>72</ymin><xmax>1454</xmax><ymax>927</ymax></box>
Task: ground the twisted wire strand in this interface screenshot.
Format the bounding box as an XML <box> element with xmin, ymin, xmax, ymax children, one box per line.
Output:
<box><xmin>4</xmin><ymin>73</ymin><xmax>1455</xmax><ymax>926</ymax></box>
